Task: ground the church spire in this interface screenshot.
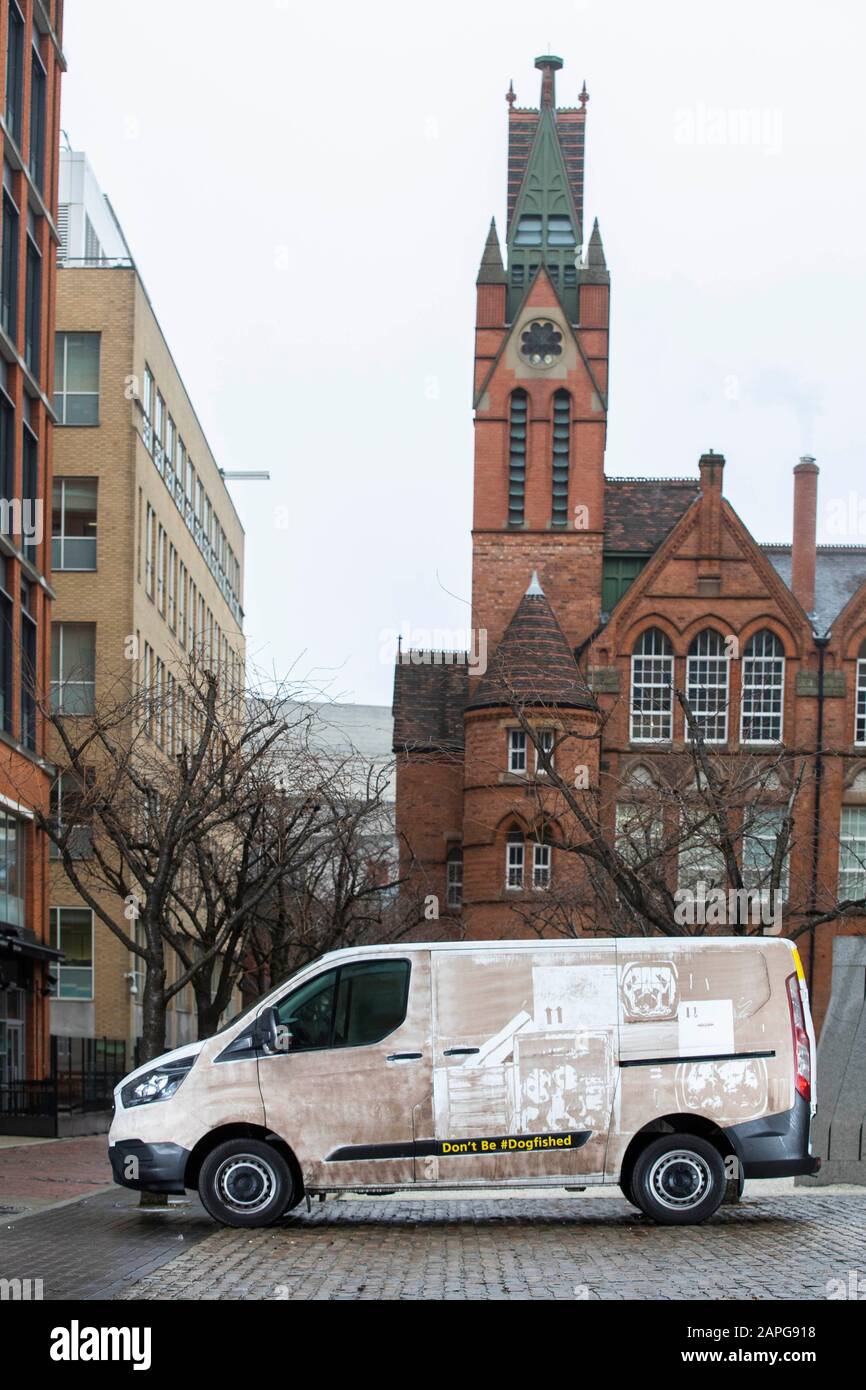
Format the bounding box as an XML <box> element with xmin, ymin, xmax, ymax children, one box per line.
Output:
<box><xmin>476</xmin><ymin>218</ymin><xmax>507</xmax><ymax>285</ymax></box>
<box><xmin>580</xmin><ymin>217</ymin><xmax>609</xmax><ymax>286</ymax></box>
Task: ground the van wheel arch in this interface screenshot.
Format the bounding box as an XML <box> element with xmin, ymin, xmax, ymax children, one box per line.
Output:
<box><xmin>185</xmin><ymin>1124</ymin><xmax>304</xmax><ymax>1208</ymax></box>
<box><xmin>619</xmin><ymin>1114</ymin><xmax>739</xmax><ymax>1197</ymax></box>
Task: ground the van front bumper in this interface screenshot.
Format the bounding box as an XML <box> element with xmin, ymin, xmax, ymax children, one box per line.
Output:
<box><xmin>726</xmin><ymin>1094</ymin><xmax>821</xmax><ymax>1178</ymax></box>
<box><xmin>109</xmin><ymin>1139</ymin><xmax>190</xmax><ymax>1194</ymax></box>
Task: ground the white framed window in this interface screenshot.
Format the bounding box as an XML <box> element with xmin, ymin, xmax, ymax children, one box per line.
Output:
<box><xmin>678</xmin><ymin>811</ymin><xmax>725</xmax><ymax>892</ymax></box>
<box><xmin>52</xmin><ymin>477</ymin><xmax>97</xmax><ymax>570</ymax></box>
<box><xmin>166</xmin><ymin>672</ymin><xmax>175</xmax><ymax>754</ymax></box>
<box><xmin>630</xmin><ymin>628</ymin><xmax>674</xmax><ymax>742</ymax></box>
<box><xmin>167</xmin><ymin>543</ymin><xmax>176</xmax><ymax>629</ymax></box>
<box><xmin>856</xmin><ymin>644</ymin><xmax>866</xmax><ymax>744</ymax></box>
<box><xmin>145</xmin><ymin>503</ymin><xmax>155</xmax><ymax>597</ymax></box>
<box><xmin>508</xmin><ymin>728</ymin><xmax>527</xmax><ymax>773</ymax></box>
<box><xmin>446</xmin><ymin>847</ymin><xmax>463</xmax><ymax>909</ymax></box>
<box><xmin>142</xmin><ymin>366</ymin><xmax>153</xmax><ymax>451</ymax></box>
<box><xmin>49</xmin><ymin>907</ymin><xmax>93</xmax><ymax>999</ymax></box>
<box><xmin>506</xmin><ymin>830</ymin><xmax>525</xmax><ymax>889</ymax></box>
<box><xmin>50</xmin><ymin>772</ymin><xmax>93</xmax><ymax>859</ymax></box>
<box><xmin>165</xmin><ymin>415</ymin><xmax>176</xmax><ymax>482</ymax></box>
<box><xmin>157</xmin><ymin>525</ymin><xmax>166</xmax><ymax>615</ymax></box>
<box><xmin>535</xmin><ymin>727</ymin><xmax>554</xmax><ymax>773</ymax></box>
<box><xmin>50</xmin><ymin>623</ymin><xmax>96</xmax><ymax>714</ymax></box>
<box><xmin>154</xmin><ymin>391</ymin><xmax>165</xmax><ymax>471</ymax></box>
<box><xmin>154</xmin><ymin>656</ymin><xmax>164</xmax><ymax>746</ymax></box>
<box><xmin>178</xmin><ymin>562</ymin><xmax>187</xmax><ymax>646</ymax></box>
<box><xmin>532</xmin><ymin>841</ymin><xmax>551</xmax><ymax>889</ymax></box>
<box><xmin>53</xmin><ymin>332</ymin><xmax>100</xmax><ymax>425</ymax></box>
<box><xmin>615</xmin><ymin>802</ymin><xmax>664</xmax><ymax>867</ymax></box>
<box><xmin>741</xmin><ymin>629</ymin><xmax>785</xmax><ymax>744</ymax></box>
<box><xmin>686</xmin><ymin>629</ymin><xmax>729</xmax><ymax>743</ymax></box>
<box><xmin>838</xmin><ymin>806</ymin><xmax>866</xmax><ymax>900</ymax></box>
<box><xmin>743</xmin><ymin>805</ymin><xmax>790</xmax><ymax>901</ymax></box>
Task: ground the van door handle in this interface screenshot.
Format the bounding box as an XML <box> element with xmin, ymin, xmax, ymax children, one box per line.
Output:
<box><xmin>443</xmin><ymin>1047</ymin><xmax>480</xmax><ymax>1056</ymax></box>
<box><xmin>387</xmin><ymin>1052</ymin><xmax>423</xmax><ymax>1062</ymax></box>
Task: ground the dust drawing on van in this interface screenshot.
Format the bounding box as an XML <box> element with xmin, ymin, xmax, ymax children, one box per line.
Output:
<box><xmin>675</xmin><ymin>1057</ymin><xmax>768</xmax><ymax>1120</ymax></box>
<box><xmin>433</xmin><ymin>955</ymin><xmax>618</xmax><ymax>1148</ymax></box>
<box><xmin>620</xmin><ymin>961</ymin><xmax>678</xmax><ymax>1021</ymax></box>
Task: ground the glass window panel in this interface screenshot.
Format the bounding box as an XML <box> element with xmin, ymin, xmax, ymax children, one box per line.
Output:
<box><xmin>275</xmin><ymin>969</ymin><xmax>337</xmax><ymax>1050</ymax></box>
<box><xmin>333</xmin><ymin>961</ymin><xmax>409</xmax><ymax>1047</ymax></box>
<box><xmin>63</xmin><ymin>333</ymin><xmax>100</xmax><ymax>392</ymax></box>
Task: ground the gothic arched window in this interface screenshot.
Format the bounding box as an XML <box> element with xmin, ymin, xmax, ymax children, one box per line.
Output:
<box><xmin>630</xmin><ymin>628</ymin><xmax>674</xmax><ymax>743</ymax></box>
<box><xmin>686</xmin><ymin>629</ymin><xmax>729</xmax><ymax>744</ymax></box>
<box><xmin>505</xmin><ymin>827</ymin><xmax>525</xmax><ymax>890</ymax></box>
<box><xmin>507</xmin><ymin>390</ymin><xmax>527</xmax><ymax>527</ymax></box>
<box><xmin>551</xmin><ymin>389</ymin><xmax>570</xmax><ymax>527</ymax></box>
<box><xmin>446</xmin><ymin>846</ymin><xmax>463</xmax><ymax>910</ymax></box>
<box><xmin>740</xmin><ymin>630</ymin><xmax>785</xmax><ymax>744</ymax></box>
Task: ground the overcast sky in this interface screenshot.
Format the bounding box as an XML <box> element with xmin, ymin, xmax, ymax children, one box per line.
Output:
<box><xmin>60</xmin><ymin>0</ymin><xmax>866</xmax><ymax>706</ymax></box>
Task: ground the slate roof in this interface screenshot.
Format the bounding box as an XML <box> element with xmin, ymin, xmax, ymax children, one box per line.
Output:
<box><xmin>603</xmin><ymin>477</ymin><xmax>700</xmax><ymax>553</ymax></box>
<box><xmin>762</xmin><ymin>545</ymin><xmax>866</xmax><ymax>635</ymax></box>
<box><xmin>469</xmin><ymin>581</ymin><xmax>597</xmax><ymax>713</ymax></box>
<box><xmin>392</xmin><ymin>658</ymin><xmax>469</xmax><ymax>753</ymax></box>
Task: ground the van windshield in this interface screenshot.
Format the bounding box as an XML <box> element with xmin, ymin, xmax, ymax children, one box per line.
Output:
<box><xmin>213</xmin><ymin>964</ymin><xmax>309</xmax><ymax>1035</ymax></box>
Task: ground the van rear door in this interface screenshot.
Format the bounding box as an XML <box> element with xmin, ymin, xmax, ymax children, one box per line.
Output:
<box><xmin>256</xmin><ymin>951</ymin><xmax>433</xmax><ymax>1190</ymax></box>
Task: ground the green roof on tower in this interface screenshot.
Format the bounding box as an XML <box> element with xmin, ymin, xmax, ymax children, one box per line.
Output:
<box><xmin>504</xmin><ymin>55</ymin><xmax>591</xmax><ymax>321</ymax></box>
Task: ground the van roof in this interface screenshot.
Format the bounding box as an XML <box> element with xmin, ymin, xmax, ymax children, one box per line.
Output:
<box><xmin>318</xmin><ymin>937</ymin><xmax>794</xmax><ymax>961</ymax></box>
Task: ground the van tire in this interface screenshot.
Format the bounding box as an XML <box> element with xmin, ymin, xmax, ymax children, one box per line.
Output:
<box><xmin>619</xmin><ymin>1169</ymin><xmax>640</xmax><ymax>1209</ymax></box>
<box><xmin>198</xmin><ymin>1139</ymin><xmax>294</xmax><ymax>1229</ymax></box>
<box><xmin>631</xmin><ymin>1135</ymin><xmax>726</xmax><ymax>1226</ymax></box>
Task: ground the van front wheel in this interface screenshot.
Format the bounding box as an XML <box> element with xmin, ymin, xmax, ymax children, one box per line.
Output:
<box><xmin>632</xmin><ymin>1135</ymin><xmax>725</xmax><ymax>1226</ymax></box>
<box><xmin>198</xmin><ymin>1139</ymin><xmax>294</xmax><ymax>1229</ymax></box>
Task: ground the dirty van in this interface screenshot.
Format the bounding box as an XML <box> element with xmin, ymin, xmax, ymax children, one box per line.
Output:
<box><xmin>108</xmin><ymin>936</ymin><xmax>819</xmax><ymax>1227</ymax></box>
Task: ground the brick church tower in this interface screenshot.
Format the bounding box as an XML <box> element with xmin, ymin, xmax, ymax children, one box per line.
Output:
<box><xmin>393</xmin><ymin>54</ymin><xmax>866</xmax><ymax>1029</ymax></box>
<box><xmin>472</xmin><ymin>55</ymin><xmax>609</xmax><ymax>656</ymax></box>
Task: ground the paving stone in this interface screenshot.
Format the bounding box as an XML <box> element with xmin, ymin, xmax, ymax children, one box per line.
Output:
<box><xmin>3</xmin><ymin>1188</ymin><xmax>865</xmax><ymax>1302</ymax></box>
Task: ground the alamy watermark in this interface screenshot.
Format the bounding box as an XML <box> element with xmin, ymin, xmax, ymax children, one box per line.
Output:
<box><xmin>674</xmin><ymin>881</ymin><xmax>783</xmax><ymax>933</ymax></box>
<box><xmin>0</xmin><ymin>497</ymin><xmax>43</xmax><ymax>547</ymax></box>
<box><xmin>674</xmin><ymin>103</ymin><xmax>783</xmax><ymax>157</ymax></box>
<box><xmin>380</xmin><ymin>624</ymin><xmax>488</xmax><ymax>676</ymax></box>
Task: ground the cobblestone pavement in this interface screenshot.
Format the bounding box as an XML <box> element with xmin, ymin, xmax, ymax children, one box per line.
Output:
<box><xmin>2</xmin><ymin>1186</ymin><xmax>861</xmax><ymax>1301</ymax></box>
<box><xmin>0</xmin><ymin>1188</ymin><xmax>215</xmax><ymax>1300</ymax></box>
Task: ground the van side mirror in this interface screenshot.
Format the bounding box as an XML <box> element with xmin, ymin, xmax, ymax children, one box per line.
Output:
<box><xmin>252</xmin><ymin>1005</ymin><xmax>280</xmax><ymax>1053</ymax></box>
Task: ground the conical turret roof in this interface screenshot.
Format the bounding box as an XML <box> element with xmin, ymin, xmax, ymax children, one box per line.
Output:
<box><xmin>469</xmin><ymin>575</ymin><xmax>597</xmax><ymax>712</ymax></box>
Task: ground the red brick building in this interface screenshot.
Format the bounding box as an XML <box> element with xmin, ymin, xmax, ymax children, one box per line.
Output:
<box><xmin>392</xmin><ymin>55</ymin><xmax>866</xmax><ymax>1029</ymax></box>
<box><xmin>0</xmin><ymin>0</ymin><xmax>65</xmax><ymax>1090</ymax></box>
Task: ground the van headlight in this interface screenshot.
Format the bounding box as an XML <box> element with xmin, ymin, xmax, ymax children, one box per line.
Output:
<box><xmin>120</xmin><ymin>1055</ymin><xmax>196</xmax><ymax>1108</ymax></box>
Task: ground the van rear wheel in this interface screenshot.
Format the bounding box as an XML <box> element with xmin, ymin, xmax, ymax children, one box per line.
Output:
<box><xmin>198</xmin><ymin>1139</ymin><xmax>294</xmax><ymax>1229</ymax></box>
<box><xmin>631</xmin><ymin>1135</ymin><xmax>725</xmax><ymax>1226</ymax></box>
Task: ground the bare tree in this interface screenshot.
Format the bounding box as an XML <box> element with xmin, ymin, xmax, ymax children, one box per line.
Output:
<box><xmin>245</xmin><ymin>755</ymin><xmax>433</xmax><ymax>994</ymax></box>
<box><xmin>22</xmin><ymin>651</ymin><xmax>345</xmax><ymax>1061</ymax></box>
<box><xmin>460</xmin><ymin>662</ymin><xmax>853</xmax><ymax>945</ymax></box>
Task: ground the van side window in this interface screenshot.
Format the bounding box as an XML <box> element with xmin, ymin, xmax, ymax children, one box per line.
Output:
<box><xmin>274</xmin><ymin>960</ymin><xmax>410</xmax><ymax>1051</ymax></box>
<box><xmin>275</xmin><ymin>969</ymin><xmax>338</xmax><ymax>1050</ymax></box>
<box><xmin>334</xmin><ymin>960</ymin><xmax>410</xmax><ymax>1046</ymax></box>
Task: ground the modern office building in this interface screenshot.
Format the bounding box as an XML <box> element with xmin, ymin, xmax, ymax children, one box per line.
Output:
<box><xmin>0</xmin><ymin>0</ymin><xmax>65</xmax><ymax>1094</ymax></box>
<box><xmin>50</xmin><ymin>147</ymin><xmax>245</xmax><ymax>1052</ymax></box>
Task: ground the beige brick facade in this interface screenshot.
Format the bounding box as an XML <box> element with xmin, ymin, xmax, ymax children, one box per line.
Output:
<box><xmin>50</xmin><ymin>264</ymin><xmax>245</xmax><ymax>1054</ymax></box>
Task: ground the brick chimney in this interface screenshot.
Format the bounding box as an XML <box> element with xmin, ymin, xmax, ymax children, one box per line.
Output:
<box><xmin>791</xmin><ymin>457</ymin><xmax>819</xmax><ymax>615</ymax></box>
<box><xmin>698</xmin><ymin>450</ymin><xmax>725</xmax><ymax>576</ymax></box>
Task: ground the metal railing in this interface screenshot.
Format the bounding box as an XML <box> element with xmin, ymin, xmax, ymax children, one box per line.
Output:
<box><xmin>0</xmin><ymin>1036</ymin><xmax>127</xmax><ymax>1130</ymax></box>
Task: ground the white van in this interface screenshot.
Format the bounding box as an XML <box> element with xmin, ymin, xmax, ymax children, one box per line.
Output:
<box><xmin>109</xmin><ymin>936</ymin><xmax>818</xmax><ymax>1227</ymax></box>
